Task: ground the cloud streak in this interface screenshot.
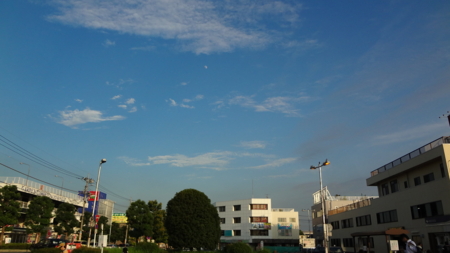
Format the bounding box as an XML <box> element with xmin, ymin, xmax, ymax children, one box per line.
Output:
<box><xmin>228</xmin><ymin>95</ymin><xmax>309</xmax><ymax>116</ymax></box>
<box><xmin>55</xmin><ymin>108</ymin><xmax>125</xmax><ymax>128</ymax></box>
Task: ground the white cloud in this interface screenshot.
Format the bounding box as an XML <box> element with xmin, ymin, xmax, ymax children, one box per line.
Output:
<box><xmin>180</xmin><ymin>104</ymin><xmax>194</xmax><ymax>109</ymax></box>
<box><xmin>168</xmin><ymin>99</ymin><xmax>177</xmax><ymax>107</ymax></box>
<box><xmin>183</xmin><ymin>99</ymin><xmax>191</xmax><ymax>103</ymax></box>
<box><xmin>229</xmin><ymin>95</ymin><xmax>309</xmax><ymax>117</ymax></box>
<box><xmin>371</xmin><ymin>123</ymin><xmax>446</xmax><ymax>146</ymax></box>
<box><xmin>126</xmin><ymin>98</ymin><xmax>135</xmax><ymax>104</ymax></box>
<box><xmin>168</xmin><ymin>96</ymin><xmax>203</xmax><ymax>109</ymax></box>
<box><xmin>55</xmin><ymin>108</ymin><xmax>125</xmax><ymax>128</ymax></box>
<box><xmin>240</xmin><ymin>141</ymin><xmax>266</xmax><ymax>149</ymax></box>
<box><xmin>250</xmin><ymin>158</ymin><xmax>296</xmax><ymax>169</ymax></box>
<box><xmin>112</xmin><ymin>95</ymin><xmax>122</xmax><ymax>100</ymax></box>
<box><xmin>118</xmin><ymin>105</ymin><xmax>127</xmax><ymax>109</ymax></box>
<box><xmin>47</xmin><ymin>0</ymin><xmax>304</xmax><ymax>54</ymax></box>
<box><xmin>103</xmin><ymin>39</ymin><xmax>115</xmax><ymax>47</ymax></box>
<box><xmin>195</xmin><ymin>94</ymin><xmax>204</xmax><ymax>100</ymax></box>
<box><xmin>75</xmin><ymin>99</ymin><xmax>83</xmax><ymax>103</ymax></box>
<box><xmin>180</xmin><ymin>82</ymin><xmax>188</xmax><ymax>86</ymax></box>
<box><xmin>129</xmin><ymin>106</ymin><xmax>137</xmax><ymax>113</ymax></box>
<box><xmin>204</xmin><ymin>65</ymin><xmax>208</xmax><ymax>69</ymax></box>
<box><xmin>118</xmin><ymin>156</ymin><xmax>150</xmax><ymax>166</ymax></box>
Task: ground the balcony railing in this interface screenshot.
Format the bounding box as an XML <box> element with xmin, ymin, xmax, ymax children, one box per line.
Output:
<box><xmin>370</xmin><ymin>136</ymin><xmax>450</xmax><ymax>177</ymax></box>
<box><xmin>328</xmin><ymin>198</ymin><xmax>375</xmax><ymax>216</ymax></box>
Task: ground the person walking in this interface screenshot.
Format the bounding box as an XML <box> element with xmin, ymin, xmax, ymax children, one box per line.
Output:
<box><xmin>401</xmin><ymin>234</ymin><xmax>417</xmax><ymax>253</ymax></box>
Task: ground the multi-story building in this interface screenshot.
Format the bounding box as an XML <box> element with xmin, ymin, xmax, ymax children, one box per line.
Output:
<box><xmin>214</xmin><ymin>198</ymin><xmax>299</xmax><ymax>249</ymax></box>
<box><xmin>317</xmin><ymin>136</ymin><xmax>450</xmax><ymax>253</ymax></box>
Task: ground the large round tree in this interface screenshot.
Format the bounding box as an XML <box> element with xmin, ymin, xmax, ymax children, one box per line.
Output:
<box><xmin>165</xmin><ymin>189</ymin><xmax>220</xmax><ymax>250</ymax></box>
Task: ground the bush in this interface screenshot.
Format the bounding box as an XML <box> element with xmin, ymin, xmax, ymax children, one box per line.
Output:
<box><xmin>32</xmin><ymin>248</ymin><xmax>61</xmax><ymax>253</ymax></box>
<box><xmin>134</xmin><ymin>242</ymin><xmax>160</xmax><ymax>253</ymax></box>
<box><xmin>223</xmin><ymin>242</ymin><xmax>253</xmax><ymax>253</ymax></box>
<box><xmin>72</xmin><ymin>247</ymin><xmax>110</xmax><ymax>253</ymax></box>
<box><xmin>256</xmin><ymin>249</ymin><xmax>271</xmax><ymax>253</ymax></box>
<box><xmin>0</xmin><ymin>243</ymin><xmax>31</xmax><ymax>249</ymax></box>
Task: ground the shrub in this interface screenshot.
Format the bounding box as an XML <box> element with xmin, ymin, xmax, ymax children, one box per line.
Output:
<box><xmin>32</xmin><ymin>248</ymin><xmax>61</xmax><ymax>253</ymax></box>
<box><xmin>0</xmin><ymin>243</ymin><xmax>31</xmax><ymax>249</ymax></box>
<box><xmin>256</xmin><ymin>249</ymin><xmax>272</xmax><ymax>253</ymax></box>
<box><xmin>134</xmin><ymin>242</ymin><xmax>160</xmax><ymax>253</ymax></box>
<box><xmin>223</xmin><ymin>242</ymin><xmax>253</xmax><ymax>253</ymax></box>
<box><xmin>72</xmin><ymin>247</ymin><xmax>109</xmax><ymax>253</ymax></box>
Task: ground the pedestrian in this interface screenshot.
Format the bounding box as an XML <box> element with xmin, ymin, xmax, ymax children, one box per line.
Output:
<box><xmin>401</xmin><ymin>234</ymin><xmax>417</xmax><ymax>253</ymax></box>
<box><xmin>122</xmin><ymin>245</ymin><xmax>128</xmax><ymax>253</ymax></box>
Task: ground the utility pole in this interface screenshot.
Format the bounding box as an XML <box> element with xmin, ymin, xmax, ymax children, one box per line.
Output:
<box><xmin>79</xmin><ymin>176</ymin><xmax>94</xmax><ymax>241</ymax></box>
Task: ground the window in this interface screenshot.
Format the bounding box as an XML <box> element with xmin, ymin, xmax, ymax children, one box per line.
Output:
<box><xmin>233</xmin><ymin>230</ymin><xmax>241</xmax><ymax>236</ymax></box>
<box><xmin>390</xmin><ymin>180</ymin><xmax>398</xmax><ymax>193</ymax></box>
<box><xmin>414</xmin><ymin>177</ymin><xmax>421</xmax><ymax>186</ymax></box>
<box><xmin>278</xmin><ymin>218</ymin><xmax>287</xmax><ymax>222</ymax></box>
<box><xmin>411</xmin><ymin>201</ymin><xmax>443</xmax><ymax>219</ymax></box>
<box><xmin>331</xmin><ymin>221</ymin><xmax>340</xmax><ymax>230</ymax></box>
<box><xmin>218</xmin><ymin>206</ymin><xmax>226</xmax><ymax>212</ymax></box>
<box><xmin>233</xmin><ymin>205</ymin><xmax>241</xmax><ymax>211</ymax></box>
<box><xmin>441</xmin><ymin>163</ymin><xmax>446</xmax><ymax>178</ymax></box>
<box><xmin>404</xmin><ymin>181</ymin><xmax>408</xmax><ymax>189</ymax></box>
<box><xmin>289</xmin><ymin>218</ymin><xmax>296</xmax><ymax>222</ymax></box>
<box><xmin>341</xmin><ymin>218</ymin><xmax>353</xmax><ymax>228</ymax></box>
<box><xmin>361</xmin><ymin>237</ymin><xmax>375</xmax><ymax>248</ymax></box>
<box><xmin>343</xmin><ymin>238</ymin><xmax>354</xmax><ymax>247</ymax></box>
<box><xmin>250</xmin><ymin>230</ymin><xmax>269</xmax><ymax>236</ymax></box>
<box><xmin>220</xmin><ymin>218</ymin><xmax>226</xmax><ymax>224</ymax></box>
<box><xmin>330</xmin><ymin>239</ymin><xmax>341</xmax><ymax>247</ymax></box>
<box><xmin>250</xmin><ymin>204</ymin><xmax>268</xmax><ymax>210</ymax></box>
<box><xmin>278</xmin><ymin>230</ymin><xmax>292</xmax><ymax>236</ymax></box>
<box><xmin>250</xmin><ymin>217</ymin><xmax>268</xmax><ymax>222</ymax></box>
<box><xmin>381</xmin><ymin>183</ymin><xmax>390</xmax><ymax>196</ymax></box>
<box><xmin>221</xmin><ymin>230</ymin><xmax>225</xmax><ymax>236</ymax></box>
<box><xmin>423</xmin><ymin>173</ymin><xmax>435</xmax><ymax>183</ymax></box>
<box><xmin>376</xmin><ymin>210</ymin><xmax>398</xmax><ymax>224</ymax></box>
<box><xmin>233</xmin><ymin>217</ymin><xmax>241</xmax><ymax>223</ymax></box>
<box><xmin>356</xmin><ymin>215</ymin><xmax>371</xmax><ymax>227</ymax></box>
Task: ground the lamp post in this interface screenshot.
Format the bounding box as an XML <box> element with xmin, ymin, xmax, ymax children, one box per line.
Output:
<box><xmin>302</xmin><ymin>209</ymin><xmax>312</xmax><ymax>234</ymax></box>
<box><xmin>19</xmin><ymin>162</ymin><xmax>31</xmax><ymax>186</ymax></box>
<box><xmin>310</xmin><ymin>159</ymin><xmax>331</xmax><ymax>253</ymax></box>
<box><xmin>54</xmin><ymin>175</ymin><xmax>64</xmax><ymax>196</ymax></box>
<box><xmin>88</xmin><ymin>159</ymin><xmax>106</xmax><ymax>248</ymax></box>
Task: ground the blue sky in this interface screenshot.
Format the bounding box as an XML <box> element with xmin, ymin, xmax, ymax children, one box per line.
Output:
<box><xmin>1</xmin><ymin>0</ymin><xmax>449</xmax><ymax>229</ymax></box>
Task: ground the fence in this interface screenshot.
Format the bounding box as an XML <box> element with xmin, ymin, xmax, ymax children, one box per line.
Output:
<box><xmin>328</xmin><ymin>198</ymin><xmax>374</xmax><ymax>216</ymax></box>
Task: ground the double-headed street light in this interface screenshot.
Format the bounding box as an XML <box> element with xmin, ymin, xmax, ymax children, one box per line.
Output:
<box><xmin>310</xmin><ymin>159</ymin><xmax>331</xmax><ymax>253</ymax></box>
<box><xmin>88</xmin><ymin>159</ymin><xmax>106</xmax><ymax>248</ymax></box>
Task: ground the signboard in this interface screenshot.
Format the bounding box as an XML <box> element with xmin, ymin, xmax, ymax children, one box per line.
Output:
<box><xmin>390</xmin><ymin>240</ymin><xmax>399</xmax><ymax>251</ymax></box>
<box><xmin>303</xmin><ymin>238</ymin><xmax>315</xmax><ymax>249</ymax></box>
<box><xmin>252</xmin><ymin>223</ymin><xmax>271</xmax><ymax>230</ymax></box>
<box><xmin>112</xmin><ymin>213</ymin><xmax>128</xmax><ymax>223</ymax></box>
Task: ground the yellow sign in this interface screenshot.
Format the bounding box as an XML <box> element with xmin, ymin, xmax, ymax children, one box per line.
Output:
<box><xmin>112</xmin><ymin>213</ymin><xmax>128</xmax><ymax>223</ymax></box>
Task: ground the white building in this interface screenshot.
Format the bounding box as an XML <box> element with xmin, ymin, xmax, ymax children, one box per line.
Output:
<box><xmin>214</xmin><ymin>198</ymin><xmax>300</xmax><ymax>248</ymax></box>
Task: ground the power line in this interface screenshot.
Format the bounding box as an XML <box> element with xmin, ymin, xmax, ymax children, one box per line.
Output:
<box><xmin>0</xmin><ymin>134</ymin><xmax>83</xmax><ymax>179</ymax></box>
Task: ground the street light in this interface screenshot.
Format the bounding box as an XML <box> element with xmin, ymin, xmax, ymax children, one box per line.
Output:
<box><xmin>88</xmin><ymin>159</ymin><xmax>106</xmax><ymax>248</ymax></box>
<box><xmin>19</xmin><ymin>162</ymin><xmax>31</xmax><ymax>186</ymax></box>
<box><xmin>310</xmin><ymin>159</ymin><xmax>331</xmax><ymax>253</ymax></box>
<box><xmin>54</xmin><ymin>175</ymin><xmax>64</xmax><ymax>196</ymax></box>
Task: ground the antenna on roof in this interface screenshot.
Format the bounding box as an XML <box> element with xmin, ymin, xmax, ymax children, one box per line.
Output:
<box><xmin>438</xmin><ymin>111</ymin><xmax>450</xmax><ymax>127</ymax></box>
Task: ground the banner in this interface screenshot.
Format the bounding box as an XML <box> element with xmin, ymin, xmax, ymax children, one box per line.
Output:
<box><xmin>251</xmin><ymin>223</ymin><xmax>271</xmax><ymax>230</ymax></box>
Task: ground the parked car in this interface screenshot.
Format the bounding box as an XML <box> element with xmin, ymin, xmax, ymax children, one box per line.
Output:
<box><xmin>30</xmin><ymin>238</ymin><xmax>69</xmax><ymax>251</ymax></box>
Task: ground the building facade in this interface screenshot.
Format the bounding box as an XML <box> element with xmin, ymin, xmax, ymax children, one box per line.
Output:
<box><xmin>214</xmin><ymin>198</ymin><xmax>299</xmax><ymax>248</ymax></box>
<box><xmin>321</xmin><ymin>136</ymin><xmax>450</xmax><ymax>253</ymax></box>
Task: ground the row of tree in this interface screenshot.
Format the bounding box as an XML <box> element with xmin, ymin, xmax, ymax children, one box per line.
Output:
<box><xmin>1</xmin><ymin>185</ymin><xmax>221</xmax><ymax>250</ymax></box>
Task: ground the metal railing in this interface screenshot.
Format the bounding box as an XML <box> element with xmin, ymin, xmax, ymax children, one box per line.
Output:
<box><xmin>272</xmin><ymin>208</ymin><xmax>295</xmax><ymax>212</ymax></box>
<box><xmin>328</xmin><ymin>198</ymin><xmax>375</xmax><ymax>216</ymax></box>
<box><xmin>370</xmin><ymin>136</ymin><xmax>450</xmax><ymax>177</ymax></box>
<box><xmin>0</xmin><ymin>176</ymin><xmax>83</xmax><ymax>201</ymax></box>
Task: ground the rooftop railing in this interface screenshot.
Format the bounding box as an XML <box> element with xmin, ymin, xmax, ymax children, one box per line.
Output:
<box><xmin>328</xmin><ymin>198</ymin><xmax>375</xmax><ymax>216</ymax></box>
<box><xmin>370</xmin><ymin>136</ymin><xmax>450</xmax><ymax>177</ymax></box>
<box><xmin>272</xmin><ymin>208</ymin><xmax>295</xmax><ymax>212</ymax></box>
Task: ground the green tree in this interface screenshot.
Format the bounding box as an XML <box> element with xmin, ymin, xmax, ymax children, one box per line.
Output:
<box><xmin>148</xmin><ymin>200</ymin><xmax>168</xmax><ymax>243</ymax></box>
<box><xmin>224</xmin><ymin>242</ymin><xmax>253</xmax><ymax>253</ymax></box>
<box><xmin>110</xmin><ymin>222</ymin><xmax>126</xmax><ymax>243</ymax></box>
<box><xmin>24</xmin><ymin>196</ymin><xmax>54</xmax><ymax>243</ymax></box>
<box><xmin>0</xmin><ymin>185</ymin><xmax>21</xmax><ymax>245</ymax></box>
<box><xmin>53</xmin><ymin>203</ymin><xmax>78</xmax><ymax>238</ymax></box>
<box><xmin>165</xmin><ymin>189</ymin><xmax>220</xmax><ymax>250</ymax></box>
<box><xmin>126</xmin><ymin>200</ymin><xmax>153</xmax><ymax>241</ymax></box>
<box><xmin>97</xmin><ymin>216</ymin><xmax>109</xmax><ymax>236</ymax></box>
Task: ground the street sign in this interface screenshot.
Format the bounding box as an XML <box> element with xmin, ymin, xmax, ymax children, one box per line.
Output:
<box><xmin>390</xmin><ymin>240</ymin><xmax>399</xmax><ymax>251</ymax></box>
<box><xmin>95</xmin><ymin>215</ymin><xmax>100</xmax><ymax>222</ymax></box>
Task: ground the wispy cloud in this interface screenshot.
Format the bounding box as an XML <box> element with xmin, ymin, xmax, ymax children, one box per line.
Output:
<box><xmin>370</xmin><ymin>123</ymin><xmax>446</xmax><ymax>146</ymax></box>
<box><xmin>250</xmin><ymin>158</ymin><xmax>296</xmax><ymax>169</ymax></box>
<box><xmin>239</xmin><ymin>141</ymin><xmax>266</xmax><ymax>149</ymax></box>
<box><xmin>130</xmin><ymin>45</ymin><xmax>155</xmax><ymax>51</ymax></box>
<box><xmin>118</xmin><ymin>105</ymin><xmax>127</xmax><ymax>109</ymax></box>
<box><xmin>111</xmin><ymin>95</ymin><xmax>122</xmax><ymax>100</ymax></box>
<box><xmin>54</xmin><ymin>108</ymin><xmax>125</xmax><ymax>128</ymax></box>
<box><xmin>106</xmin><ymin>79</ymin><xmax>134</xmax><ymax>89</ymax></box>
<box><xmin>75</xmin><ymin>99</ymin><xmax>83</xmax><ymax>103</ymax></box>
<box><xmin>167</xmin><ymin>95</ymin><xmax>203</xmax><ymax>109</ymax></box>
<box><xmin>180</xmin><ymin>82</ymin><xmax>188</xmax><ymax>86</ymax></box>
<box><xmin>103</xmin><ymin>39</ymin><xmax>115</xmax><ymax>47</ymax></box>
<box><xmin>128</xmin><ymin>106</ymin><xmax>137</xmax><ymax>113</ymax></box>
<box><xmin>47</xmin><ymin>0</ymin><xmax>305</xmax><ymax>54</ymax></box>
<box><xmin>268</xmin><ymin>168</ymin><xmax>308</xmax><ymax>178</ymax></box>
<box><xmin>228</xmin><ymin>95</ymin><xmax>309</xmax><ymax>117</ymax></box>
